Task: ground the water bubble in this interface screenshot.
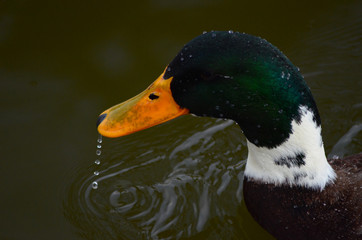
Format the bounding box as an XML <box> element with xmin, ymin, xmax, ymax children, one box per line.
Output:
<box><xmin>95</xmin><ymin>159</ymin><xmax>100</xmax><ymax>165</ymax></box>
<box><xmin>97</xmin><ymin>144</ymin><xmax>102</xmax><ymax>149</ymax></box>
<box><xmin>189</xmin><ymin>54</ymin><xmax>192</xmax><ymax>58</ymax></box>
<box><xmin>180</xmin><ymin>57</ymin><xmax>184</xmax><ymax>61</ymax></box>
<box><xmin>94</xmin><ymin>171</ymin><xmax>99</xmax><ymax>176</ymax></box>
<box><xmin>203</xmin><ymin>31</ymin><xmax>207</xmax><ymax>34</ymax></box>
<box><xmin>96</xmin><ymin>150</ymin><xmax>101</xmax><ymax>156</ymax></box>
<box><xmin>257</xmin><ymin>125</ymin><xmax>261</xmax><ymax>128</ymax></box>
<box><xmin>228</xmin><ymin>30</ymin><xmax>234</xmax><ymax>34</ymax></box>
<box><xmin>278</xmin><ymin>109</ymin><xmax>283</xmax><ymax>114</ymax></box>
<box><xmin>264</xmin><ymin>103</ymin><xmax>269</xmax><ymax>107</ymax></box>
<box><xmin>97</xmin><ymin>137</ymin><xmax>102</xmax><ymax>144</ymax></box>
<box><xmin>167</xmin><ymin>67</ymin><xmax>171</xmax><ymax>72</ymax></box>
<box><xmin>281</xmin><ymin>71</ymin><xmax>285</xmax><ymax>78</ymax></box>
<box><xmin>92</xmin><ymin>181</ymin><xmax>98</xmax><ymax>189</ymax></box>
<box><xmin>287</xmin><ymin>73</ymin><xmax>291</xmax><ymax>80</ymax></box>
<box><xmin>254</xmin><ymin>139</ymin><xmax>259</xmax><ymax>144</ymax></box>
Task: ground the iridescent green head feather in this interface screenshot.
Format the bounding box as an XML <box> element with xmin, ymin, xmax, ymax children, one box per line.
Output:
<box><xmin>165</xmin><ymin>31</ymin><xmax>320</xmax><ymax>148</ymax></box>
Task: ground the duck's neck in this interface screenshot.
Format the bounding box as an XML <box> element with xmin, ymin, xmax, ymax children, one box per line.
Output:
<box><xmin>244</xmin><ymin>106</ymin><xmax>336</xmax><ymax>190</ymax></box>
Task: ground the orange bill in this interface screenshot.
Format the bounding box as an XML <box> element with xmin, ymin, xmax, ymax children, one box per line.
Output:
<box><xmin>97</xmin><ymin>70</ymin><xmax>189</xmax><ymax>138</ymax></box>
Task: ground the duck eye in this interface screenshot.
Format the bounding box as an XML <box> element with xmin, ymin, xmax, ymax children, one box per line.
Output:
<box><xmin>149</xmin><ymin>93</ymin><xmax>159</xmax><ymax>100</ymax></box>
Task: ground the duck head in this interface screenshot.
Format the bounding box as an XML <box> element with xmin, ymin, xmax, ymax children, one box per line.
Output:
<box><xmin>97</xmin><ymin>31</ymin><xmax>320</xmax><ymax>149</ymax></box>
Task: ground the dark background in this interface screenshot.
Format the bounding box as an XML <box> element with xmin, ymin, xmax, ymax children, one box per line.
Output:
<box><xmin>1</xmin><ymin>1</ymin><xmax>361</xmax><ymax>239</ymax></box>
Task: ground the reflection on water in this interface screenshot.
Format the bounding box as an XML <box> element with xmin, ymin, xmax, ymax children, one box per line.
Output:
<box><xmin>66</xmin><ymin>117</ymin><xmax>268</xmax><ymax>239</ymax></box>
<box><xmin>328</xmin><ymin>124</ymin><xmax>362</xmax><ymax>159</ymax></box>
<box><xmin>65</xmin><ymin>118</ymin><xmax>272</xmax><ymax>239</ymax></box>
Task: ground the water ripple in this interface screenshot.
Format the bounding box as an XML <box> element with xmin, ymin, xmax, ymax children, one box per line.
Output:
<box><xmin>65</xmin><ymin>118</ymin><xmax>248</xmax><ymax>239</ymax></box>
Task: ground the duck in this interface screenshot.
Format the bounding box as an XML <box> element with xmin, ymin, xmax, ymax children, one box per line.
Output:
<box><xmin>96</xmin><ymin>31</ymin><xmax>362</xmax><ymax>240</ymax></box>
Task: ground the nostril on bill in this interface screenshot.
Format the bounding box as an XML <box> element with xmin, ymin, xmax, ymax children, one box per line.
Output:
<box><xmin>149</xmin><ymin>93</ymin><xmax>159</xmax><ymax>100</ymax></box>
<box><xmin>96</xmin><ymin>113</ymin><xmax>107</xmax><ymax>127</ymax></box>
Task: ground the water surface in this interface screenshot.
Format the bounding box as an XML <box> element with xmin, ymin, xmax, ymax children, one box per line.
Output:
<box><xmin>1</xmin><ymin>1</ymin><xmax>361</xmax><ymax>239</ymax></box>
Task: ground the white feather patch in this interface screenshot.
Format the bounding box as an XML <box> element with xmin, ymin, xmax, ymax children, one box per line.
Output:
<box><xmin>244</xmin><ymin>106</ymin><xmax>336</xmax><ymax>190</ymax></box>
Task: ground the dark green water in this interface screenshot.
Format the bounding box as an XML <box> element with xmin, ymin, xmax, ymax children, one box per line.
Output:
<box><xmin>1</xmin><ymin>1</ymin><xmax>361</xmax><ymax>239</ymax></box>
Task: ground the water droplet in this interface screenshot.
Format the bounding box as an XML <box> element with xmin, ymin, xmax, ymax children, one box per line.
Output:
<box><xmin>95</xmin><ymin>159</ymin><xmax>100</xmax><ymax>165</ymax></box>
<box><xmin>202</xmin><ymin>31</ymin><xmax>207</xmax><ymax>34</ymax></box>
<box><xmin>189</xmin><ymin>54</ymin><xmax>192</xmax><ymax>58</ymax></box>
<box><xmin>96</xmin><ymin>150</ymin><xmax>101</xmax><ymax>156</ymax></box>
<box><xmin>94</xmin><ymin>171</ymin><xmax>99</xmax><ymax>176</ymax></box>
<box><xmin>180</xmin><ymin>57</ymin><xmax>184</xmax><ymax>61</ymax></box>
<box><xmin>92</xmin><ymin>181</ymin><xmax>98</xmax><ymax>189</ymax></box>
<box><xmin>212</xmin><ymin>33</ymin><xmax>216</xmax><ymax>37</ymax></box>
<box><xmin>228</xmin><ymin>30</ymin><xmax>233</xmax><ymax>34</ymax></box>
<box><xmin>97</xmin><ymin>144</ymin><xmax>102</xmax><ymax>149</ymax></box>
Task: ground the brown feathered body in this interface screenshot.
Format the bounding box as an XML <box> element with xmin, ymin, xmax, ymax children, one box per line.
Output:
<box><xmin>244</xmin><ymin>153</ymin><xmax>362</xmax><ymax>240</ymax></box>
